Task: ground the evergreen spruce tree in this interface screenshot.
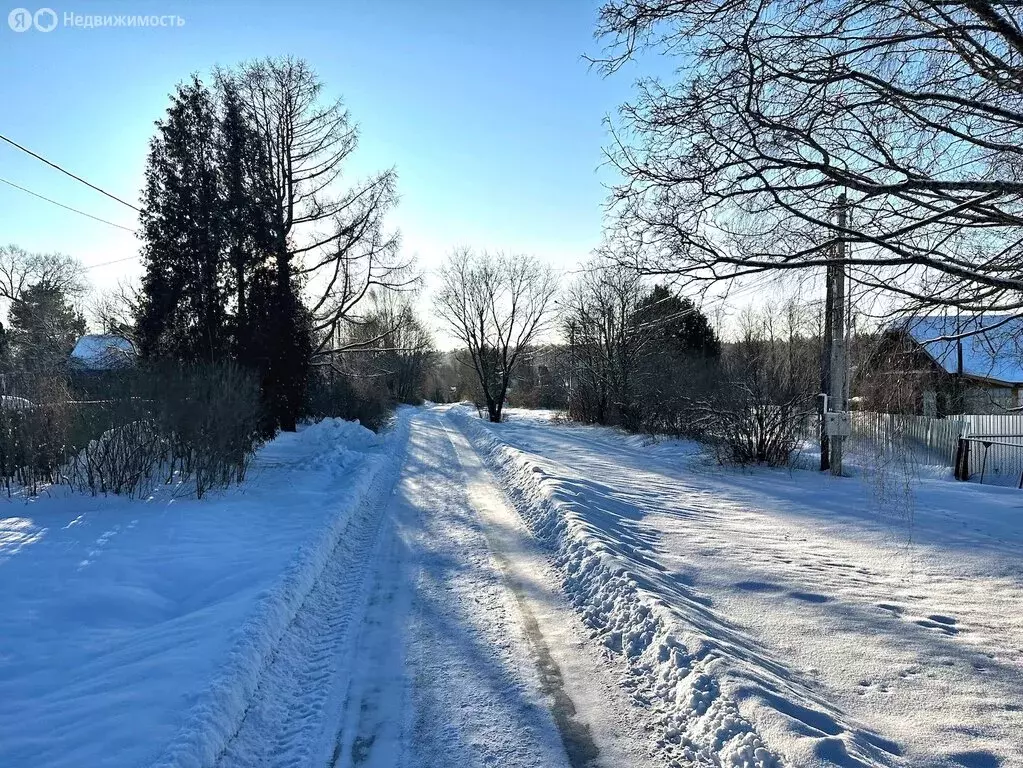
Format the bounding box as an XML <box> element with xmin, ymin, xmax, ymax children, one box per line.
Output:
<box><xmin>136</xmin><ymin>76</ymin><xmax>230</xmax><ymax>363</ymax></box>
<box><xmin>136</xmin><ymin>61</ymin><xmax>395</xmax><ymax>434</ymax></box>
<box><xmin>9</xmin><ymin>282</ymin><xmax>86</xmax><ymax>372</ymax></box>
<box><xmin>632</xmin><ymin>285</ymin><xmax>720</xmax><ymax>359</ymax></box>
<box><xmin>218</xmin><ymin>79</ymin><xmax>272</xmax><ymax>366</ymax></box>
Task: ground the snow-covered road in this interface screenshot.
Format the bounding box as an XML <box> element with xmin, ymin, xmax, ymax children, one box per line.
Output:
<box><xmin>8</xmin><ymin>405</ymin><xmax>1018</xmax><ymax>767</ymax></box>
<box><xmin>213</xmin><ymin>408</ymin><xmax>657</xmax><ymax>768</ymax></box>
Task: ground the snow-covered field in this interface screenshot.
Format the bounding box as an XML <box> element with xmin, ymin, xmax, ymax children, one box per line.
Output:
<box><xmin>0</xmin><ymin>415</ymin><xmax>404</xmax><ymax>768</ymax></box>
<box><xmin>455</xmin><ymin>406</ymin><xmax>1023</xmax><ymax>768</ymax></box>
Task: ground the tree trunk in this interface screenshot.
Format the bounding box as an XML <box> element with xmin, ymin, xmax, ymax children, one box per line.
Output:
<box><xmin>276</xmin><ymin>251</ymin><xmax>299</xmax><ymax>433</ymax></box>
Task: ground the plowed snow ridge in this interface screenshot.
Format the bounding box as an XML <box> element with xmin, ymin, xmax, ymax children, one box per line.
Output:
<box><xmin>451</xmin><ymin>408</ymin><xmax>780</xmax><ymax>768</ymax></box>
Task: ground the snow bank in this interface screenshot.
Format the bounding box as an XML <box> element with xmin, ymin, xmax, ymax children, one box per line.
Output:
<box><xmin>152</xmin><ymin>414</ymin><xmax>408</xmax><ymax>768</ymax></box>
<box><xmin>295</xmin><ymin>417</ymin><xmax>385</xmax><ymax>472</ymax></box>
<box><xmin>451</xmin><ymin>407</ymin><xmax>779</xmax><ymax>768</ymax></box>
<box><xmin>0</xmin><ymin>411</ymin><xmax>409</xmax><ymax>768</ymax></box>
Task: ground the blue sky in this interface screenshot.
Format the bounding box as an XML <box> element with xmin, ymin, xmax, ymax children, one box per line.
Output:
<box><xmin>0</xmin><ymin>0</ymin><xmax>649</xmax><ymax>311</ymax></box>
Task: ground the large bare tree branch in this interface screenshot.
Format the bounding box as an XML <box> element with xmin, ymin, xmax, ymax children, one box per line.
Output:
<box><xmin>596</xmin><ymin>0</ymin><xmax>1023</xmax><ymax>316</ymax></box>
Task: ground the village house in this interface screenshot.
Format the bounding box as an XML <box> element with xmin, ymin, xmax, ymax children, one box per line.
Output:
<box><xmin>861</xmin><ymin>315</ymin><xmax>1023</xmax><ymax>416</ymax></box>
<box><xmin>68</xmin><ymin>334</ymin><xmax>137</xmax><ymax>372</ymax></box>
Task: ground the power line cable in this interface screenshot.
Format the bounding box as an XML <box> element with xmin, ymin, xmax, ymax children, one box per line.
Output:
<box><xmin>0</xmin><ymin>133</ymin><xmax>141</xmax><ymax>212</ymax></box>
<box><xmin>0</xmin><ymin>176</ymin><xmax>138</xmax><ymax>233</ymax></box>
<box><xmin>83</xmin><ymin>255</ymin><xmax>139</xmax><ymax>270</ymax></box>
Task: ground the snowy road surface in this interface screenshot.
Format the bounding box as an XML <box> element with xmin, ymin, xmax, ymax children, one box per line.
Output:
<box><xmin>213</xmin><ymin>408</ymin><xmax>656</xmax><ymax>768</ymax></box>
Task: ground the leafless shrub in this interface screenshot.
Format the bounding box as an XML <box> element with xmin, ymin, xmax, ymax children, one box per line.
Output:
<box><xmin>0</xmin><ymin>361</ymin><xmax>261</xmax><ymax>499</ymax></box>
<box><xmin>695</xmin><ymin>302</ymin><xmax>819</xmax><ymax>466</ymax></box>
<box><xmin>65</xmin><ymin>362</ymin><xmax>262</xmax><ymax>499</ymax></box>
<box><xmin>152</xmin><ymin>362</ymin><xmax>263</xmax><ymax>498</ymax></box>
<box><xmin>67</xmin><ymin>418</ymin><xmax>165</xmax><ymax>498</ymax></box>
<box><xmin>305</xmin><ymin>367</ymin><xmax>391</xmax><ymax>432</ymax></box>
<box><xmin>0</xmin><ymin>375</ymin><xmax>74</xmax><ymax>495</ymax></box>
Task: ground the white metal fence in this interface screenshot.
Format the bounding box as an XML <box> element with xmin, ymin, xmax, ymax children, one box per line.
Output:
<box><xmin>805</xmin><ymin>412</ymin><xmax>1023</xmax><ymax>486</ymax></box>
<box><xmin>850</xmin><ymin>412</ymin><xmax>966</xmax><ymax>466</ymax></box>
<box><xmin>957</xmin><ymin>414</ymin><xmax>1023</xmax><ymax>486</ymax></box>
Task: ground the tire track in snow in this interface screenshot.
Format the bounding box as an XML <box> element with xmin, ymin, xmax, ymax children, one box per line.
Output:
<box><xmin>442</xmin><ymin>416</ymin><xmax>661</xmax><ymax>768</ymax></box>
<box><xmin>450</xmin><ymin>408</ymin><xmax>781</xmax><ymax>768</ymax></box>
<box><xmin>328</xmin><ymin>498</ymin><xmax>411</xmax><ymax>768</ymax></box>
<box><xmin>396</xmin><ymin>412</ymin><xmax>572</xmax><ymax>768</ymax></box>
<box><xmin>217</xmin><ymin>410</ymin><xmax>653</xmax><ymax>768</ymax></box>
<box><xmin>213</xmin><ymin>428</ymin><xmax>407</xmax><ymax>768</ymax></box>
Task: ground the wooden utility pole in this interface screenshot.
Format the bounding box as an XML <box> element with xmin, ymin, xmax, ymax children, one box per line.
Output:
<box><xmin>829</xmin><ymin>193</ymin><xmax>849</xmax><ymax>476</ymax></box>
<box><xmin>820</xmin><ymin>263</ymin><xmax>833</xmax><ymax>472</ymax></box>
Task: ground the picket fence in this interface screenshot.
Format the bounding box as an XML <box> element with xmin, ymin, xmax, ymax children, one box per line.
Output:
<box><xmin>809</xmin><ymin>411</ymin><xmax>1023</xmax><ymax>486</ymax></box>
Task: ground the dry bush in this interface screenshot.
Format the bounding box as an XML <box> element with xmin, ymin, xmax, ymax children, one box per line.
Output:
<box><xmin>0</xmin><ymin>362</ymin><xmax>262</xmax><ymax>499</ymax></box>
<box><xmin>65</xmin><ymin>362</ymin><xmax>262</xmax><ymax>499</ymax></box>
<box><xmin>151</xmin><ymin>362</ymin><xmax>263</xmax><ymax>497</ymax></box>
<box><xmin>694</xmin><ymin>302</ymin><xmax>819</xmax><ymax>467</ymax></box>
<box><xmin>67</xmin><ymin>418</ymin><xmax>165</xmax><ymax>498</ymax></box>
<box><xmin>306</xmin><ymin>367</ymin><xmax>391</xmax><ymax>432</ymax></box>
<box><xmin>0</xmin><ymin>375</ymin><xmax>75</xmax><ymax>495</ymax></box>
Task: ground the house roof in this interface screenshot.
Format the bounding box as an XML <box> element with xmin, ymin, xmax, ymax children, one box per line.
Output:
<box><xmin>69</xmin><ymin>334</ymin><xmax>136</xmax><ymax>371</ymax></box>
<box><xmin>894</xmin><ymin>315</ymin><xmax>1023</xmax><ymax>386</ymax></box>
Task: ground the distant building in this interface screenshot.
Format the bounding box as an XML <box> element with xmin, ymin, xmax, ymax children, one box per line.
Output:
<box><xmin>69</xmin><ymin>334</ymin><xmax>137</xmax><ymax>372</ymax></box>
<box><xmin>863</xmin><ymin>315</ymin><xmax>1023</xmax><ymax>416</ymax></box>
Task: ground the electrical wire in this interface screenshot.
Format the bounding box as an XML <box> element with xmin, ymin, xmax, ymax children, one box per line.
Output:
<box><xmin>0</xmin><ymin>176</ymin><xmax>138</xmax><ymax>233</ymax></box>
<box><xmin>83</xmin><ymin>255</ymin><xmax>139</xmax><ymax>270</ymax></box>
<box><xmin>0</xmin><ymin>133</ymin><xmax>141</xmax><ymax>212</ymax></box>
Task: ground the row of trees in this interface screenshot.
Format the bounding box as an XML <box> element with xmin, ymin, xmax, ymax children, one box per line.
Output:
<box><xmin>0</xmin><ymin>58</ymin><xmax>437</xmax><ymax>498</ymax></box>
<box><xmin>562</xmin><ymin>263</ymin><xmax>719</xmax><ymax>431</ymax></box>
<box><xmin>434</xmin><ymin>249</ymin><xmax>832</xmax><ymax>466</ymax></box>
<box><xmin>312</xmin><ymin>291</ymin><xmax>436</xmax><ymax>429</ymax></box>
<box><xmin>136</xmin><ymin>57</ymin><xmax>415</xmax><ymax>433</ymax></box>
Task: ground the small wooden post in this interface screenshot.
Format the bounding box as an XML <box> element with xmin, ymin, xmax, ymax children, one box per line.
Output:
<box><xmin>954</xmin><ymin>437</ymin><xmax>970</xmax><ymax>481</ymax></box>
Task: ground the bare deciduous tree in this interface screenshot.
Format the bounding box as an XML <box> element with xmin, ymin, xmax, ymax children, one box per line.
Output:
<box><xmin>335</xmin><ymin>290</ymin><xmax>436</xmax><ymax>404</ymax></box>
<box><xmin>435</xmin><ymin>249</ymin><xmax>558</xmax><ymax>422</ymax></box>
<box><xmin>233</xmin><ymin>57</ymin><xmax>416</xmax><ymax>355</ymax></box>
<box><xmin>596</xmin><ymin>0</ymin><xmax>1023</xmax><ymax>316</ymax></box>
<box><xmin>0</xmin><ymin>245</ymin><xmax>86</xmax><ymax>305</ymax></box>
<box><xmin>562</xmin><ymin>259</ymin><xmax>645</xmax><ymax>425</ymax></box>
<box><xmin>90</xmin><ymin>280</ymin><xmax>140</xmax><ymax>339</ymax></box>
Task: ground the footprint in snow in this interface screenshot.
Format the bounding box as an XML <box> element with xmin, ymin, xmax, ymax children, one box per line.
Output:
<box><xmin>789</xmin><ymin>591</ymin><xmax>830</xmax><ymax>604</ymax></box>
<box><xmin>913</xmin><ymin>616</ymin><xmax>959</xmax><ymax>635</ymax></box>
<box><xmin>855</xmin><ymin>679</ymin><xmax>890</xmax><ymax>696</ymax></box>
